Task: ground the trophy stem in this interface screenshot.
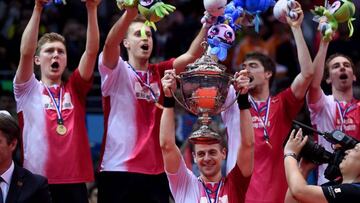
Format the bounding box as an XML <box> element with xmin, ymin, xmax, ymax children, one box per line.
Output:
<box><xmin>188</xmin><ymin>114</ymin><xmax>222</xmax><ymax>144</ymax></box>
<box><xmin>198</xmin><ymin>113</ymin><xmax>211</xmax><ymax>126</ymax></box>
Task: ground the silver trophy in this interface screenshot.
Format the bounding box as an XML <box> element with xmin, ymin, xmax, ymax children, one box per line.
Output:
<box><xmin>172</xmin><ymin>50</ymin><xmax>238</xmax><ymax>144</ymax></box>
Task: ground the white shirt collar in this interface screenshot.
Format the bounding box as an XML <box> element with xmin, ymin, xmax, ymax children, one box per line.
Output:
<box><xmin>1</xmin><ymin>161</ymin><xmax>14</xmax><ymax>185</ymax></box>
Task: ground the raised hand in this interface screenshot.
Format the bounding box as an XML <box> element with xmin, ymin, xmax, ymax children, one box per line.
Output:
<box><xmin>161</xmin><ymin>69</ymin><xmax>177</xmax><ymax>97</ymax></box>
<box><xmin>233</xmin><ymin>69</ymin><xmax>250</xmax><ymax>95</ymax></box>
<box><xmin>286</xmin><ymin>1</ymin><xmax>303</xmax><ymax>28</ymax></box>
<box><xmin>284</xmin><ymin>128</ymin><xmax>308</xmax><ymax>156</ymax></box>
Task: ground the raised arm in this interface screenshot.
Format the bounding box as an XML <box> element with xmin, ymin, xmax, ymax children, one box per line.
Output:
<box><xmin>173</xmin><ymin>26</ymin><xmax>208</xmax><ymax>74</ymax></box>
<box><xmin>102</xmin><ymin>8</ymin><xmax>138</xmax><ymax>69</ymax></box>
<box><xmin>307</xmin><ymin>39</ymin><xmax>329</xmax><ymax>104</ymax></box>
<box><xmin>233</xmin><ymin>70</ymin><xmax>254</xmax><ymax>177</ymax></box>
<box><xmin>78</xmin><ymin>0</ymin><xmax>101</xmax><ymax>81</ymax></box>
<box><xmin>160</xmin><ymin>69</ymin><xmax>182</xmax><ymax>173</ymax></box>
<box><xmin>284</xmin><ymin>129</ymin><xmax>327</xmax><ymax>203</ymax></box>
<box><xmin>15</xmin><ymin>0</ymin><xmax>47</xmax><ymax>84</ymax></box>
<box><xmin>288</xmin><ymin>2</ymin><xmax>314</xmax><ymax>100</ymax></box>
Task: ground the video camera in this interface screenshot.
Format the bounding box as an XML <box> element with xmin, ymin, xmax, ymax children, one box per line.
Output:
<box><xmin>292</xmin><ymin>120</ymin><xmax>359</xmax><ymax>181</ymax></box>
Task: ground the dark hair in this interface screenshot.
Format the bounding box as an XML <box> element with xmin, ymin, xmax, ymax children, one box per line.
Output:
<box><xmin>244</xmin><ymin>52</ymin><xmax>276</xmax><ymax>86</ymax></box>
<box><xmin>324</xmin><ymin>53</ymin><xmax>355</xmax><ymax>80</ymax></box>
<box><xmin>0</xmin><ymin>113</ymin><xmax>20</xmax><ymax>144</ymax></box>
<box><xmin>36</xmin><ymin>32</ymin><xmax>66</xmax><ymax>56</ymax></box>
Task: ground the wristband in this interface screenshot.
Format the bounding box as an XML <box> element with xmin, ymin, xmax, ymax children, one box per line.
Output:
<box><xmin>163</xmin><ymin>96</ymin><xmax>175</xmax><ymax>108</ymax></box>
<box><xmin>284</xmin><ymin>152</ymin><xmax>298</xmax><ymax>160</ymax></box>
<box><xmin>237</xmin><ymin>93</ymin><xmax>251</xmax><ymax>110</ymax></box>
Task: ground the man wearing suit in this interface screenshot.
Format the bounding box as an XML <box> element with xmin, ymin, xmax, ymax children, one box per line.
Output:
<box><xmin>0</xmin><ymin>111</ymin><xmax>51</xmax><ymax>203</ymax></box>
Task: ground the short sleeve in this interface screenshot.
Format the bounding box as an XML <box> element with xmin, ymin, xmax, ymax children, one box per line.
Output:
<box><xmin>322</xmin><ymin>183</ymin><xmax>360</xmax><ymax>203</ymax></box>
<box><xmin>98</xmin><ymin>52</ymin><xmax>128</xmax><ymax>96</ymax></box>
<box><xmin>13</xmin><ymin>74</ymin><xmax>40</xmax><ymax>111</ymax></box>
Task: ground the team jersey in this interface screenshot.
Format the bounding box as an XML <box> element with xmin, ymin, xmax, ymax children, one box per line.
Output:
<box><xmin>13</xmin><ymin>69</ymin><xmax>94</xmax><ymax>184</ymax></box>
<box><xmin>308</xmin><ymin>91</ymin><xmax>360</xmax><ymax>184</ymax></box>
<box><xmin>98</xmin><ymin>52</ymin><xmax>174</xmax><ymax>174</ymax></box>
<box><xmin>223</xmin><ymin>88</ymin><xmax>303</xmax><ymax>203</ymax></box>
<box><xmin>167</xmin><ymin>157</ymin><xmax>250</xmax><ymax>203</ymax></box>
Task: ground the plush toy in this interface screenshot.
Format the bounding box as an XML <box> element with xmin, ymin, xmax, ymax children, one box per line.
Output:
<box><xmin>207</xmin><ymin>24</ymin><xmax>236</xmax><ymax>61</ymax></box>
<box><xmin>137</xmin><ymin>0</ymin><xmax>176</xmax><ymax>37</ymax></box>
<box><xmin>313</xmin><ymin>0</ymin><xmax>356</xmax><ymax>41</ymax></box>
<box><xmin>203</xmin><ymin>0</ymin><xmax>227</xmax><ymax>17</ymax></box>
<box><xmin>221</xmin><ymin>1</ymin><xmax>245</xmax><ymax>31</ymax></box>
<box><xmin>116</xmin><ymin>0</ymin><xmax>176</xmax><ymax>38</ymax></box>
<box><xmin>239</xmin><ymin>0</ymin><xmax>276</xmax><ymax>32</ymax></box>
<box><xmin>273</xmin><ymin>0</ymin><xmax>298</xmax><ymax>23</ymax></box>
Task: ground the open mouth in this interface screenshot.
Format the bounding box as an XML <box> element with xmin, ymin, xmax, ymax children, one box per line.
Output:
<box><xmin>51</xmin><ymin>62</ymin><xmax>59</xmax><ymax>69</ymax></box>
<box><xmin>141</xmin><ymin>44</ymin><xmax>149</xmax><ymax>51</ymax></box>
<box><xmin>339</xmin><ymin>73</ymin><xmax>348</xmax><ymax>80</ymax></box>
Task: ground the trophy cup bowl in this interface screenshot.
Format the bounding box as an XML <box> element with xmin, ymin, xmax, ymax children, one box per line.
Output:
<box><xmin>172</xmin><ymin>53</ymin><xmax>234</xmax><ymax>144</ymax></box>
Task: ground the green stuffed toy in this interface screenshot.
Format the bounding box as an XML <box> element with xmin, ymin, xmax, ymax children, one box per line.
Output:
<box><xmin>138</xmin><ymin>0</ymin><xmax>176</xmax><ymax>38</ymax></box>
<box><xmin>312</xmin><ymin>0</ymin><xmax>356</xmax><ymax>41</ymax></box>
<box><xmin>116</xmin><ymin>0</ymin><xmax>176</xmax><ymax>38</ymax></box>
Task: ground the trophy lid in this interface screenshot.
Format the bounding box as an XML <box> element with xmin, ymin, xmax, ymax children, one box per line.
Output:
<box><xmin>184</xmin><ymin>51</ymin><xmax>227</xmax><ymax>74</ymax></box>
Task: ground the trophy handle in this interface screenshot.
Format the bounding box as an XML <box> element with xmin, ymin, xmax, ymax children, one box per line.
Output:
<box><xmin>170</xmin><ymin>88</ymin><xmax>198</xmax><ymax>115</ymax></box>
<box><xmin>219</xmin><ymin>90</ymin><xmax>241</xmax><ymax>113</ymax></box>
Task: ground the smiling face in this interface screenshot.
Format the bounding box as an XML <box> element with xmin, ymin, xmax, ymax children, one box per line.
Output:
<box><xmin>124</xmin><ymin>21</ymin><xmax>153</xmax><ymax>61</ymax></box>
<box><xmin>193</xmin><ymin>143</ymin><xmax>226</xmax><ymax>180</ymax></box>
<box><xmin>35</xmin><ymin>40</ymin><xmax>67</xmax><ymax>84</ymax></box>
<box><xmin>326</xmin><ymin>55</ymin><xmax>356</xmax><ymax>92</ymax></box>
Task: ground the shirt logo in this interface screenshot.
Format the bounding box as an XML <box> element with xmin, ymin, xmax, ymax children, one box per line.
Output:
<box><xmin>334</xmin><ymin>188</ymin><xmax>341</xmax><ymax>193</ymax></box>
<box><xmin>134</xmin><ymin>81</ymin><xmax>160</xmax><ymax>101</ymax></box>
<box><xmin>42</xmin><ymin>92</ymin><xmax>74</xmax><ymax>110</ymax></box>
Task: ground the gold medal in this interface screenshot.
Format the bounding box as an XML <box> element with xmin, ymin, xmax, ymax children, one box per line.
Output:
<box><xmin>56</xmin><ymin>124</ymin><xmax>67</xmax><ymax>136</ymax></box>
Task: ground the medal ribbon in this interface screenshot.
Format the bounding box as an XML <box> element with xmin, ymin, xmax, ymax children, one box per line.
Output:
<box><xmin>198</xmin><ymin>177</ymin><xmax>223</xmax><ymax>203</ymax></box>
<box><xmin>128</xmin><ymin>63</ymin><xmax>159</xmax><ymax>103</ymax></box>
<box><xmin>44</xmin><ymin>86</ymin><xmax>63</xmax><ymax>124</ymax></box>
<box><xmin>249</xmin><ymin>96</ymin><xmax>271</xmax><ymax>145</ymax></box>
<box><xmin>335</xmin><ymin>99</ymin><xmax>356</xmax><ymax>131</ymax></box>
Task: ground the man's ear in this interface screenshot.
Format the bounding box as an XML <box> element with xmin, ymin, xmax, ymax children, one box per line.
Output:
<box><xmin>34</xmin><ymin>56</ymin><xmax>40</xmax><ymax>66</ymax></box>
<box><xmin>265</xmin><ymin>70</ymin><xmax>273</xmax><ymax>80</ymax></box>
<box><xmin>10</xmin><ymin>139</ymin><xmax>17</xmax><ymax>152</ymax></box>
<box><xmin>123</xmin><ymin>39</ymin><xmax>130</xmax><ymax>49</ymax></box>
<box><xmin>326</xmin><ymin>77</ymin><xmax>331</xmax><ymax>84</ymax></box>
<box><xmin>192</xmin><ymin>152</ymin><xmax>197</xmax><ymax>163</ymax></box>
<box><xmin>221</xmin><ymin>148</ymin><xmax>227</xmax><ymax>160</ymax></box>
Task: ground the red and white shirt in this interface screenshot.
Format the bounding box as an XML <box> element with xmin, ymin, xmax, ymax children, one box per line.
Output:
<box><xmin>14</xmin><ymin>69</ymin><xmax>94</xmax><ymax>184</ymax></box>
<box><xmin>308</xmin><ymin>91</ymin><xmax>360</xmax><ymax>184</ymax></box>
<box><xmin>167</xmin><ymin>157</ymin><xmax>250</xmax><ymax>203</ymax></box>
<box><xmin>226</xmin><ymin>88</ymin><xmax>303</xmax><ymax>203</ymax></box>
<box><xmin>98</xmin><ymin>52</ymin><xmax>173</xmax><ymax>174</ymax></box>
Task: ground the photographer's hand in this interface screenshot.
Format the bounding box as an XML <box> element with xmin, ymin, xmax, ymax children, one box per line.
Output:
<box><xmin>284</xmin><ymin>128</ymin><xmax>308</xmax><ymax>157</ymax></box>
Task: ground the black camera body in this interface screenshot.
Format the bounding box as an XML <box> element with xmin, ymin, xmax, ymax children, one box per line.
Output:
<box><xmin>293</xmin><ymin>121</ymin><xmax>359</xmax><ymax>181</ymax></box>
